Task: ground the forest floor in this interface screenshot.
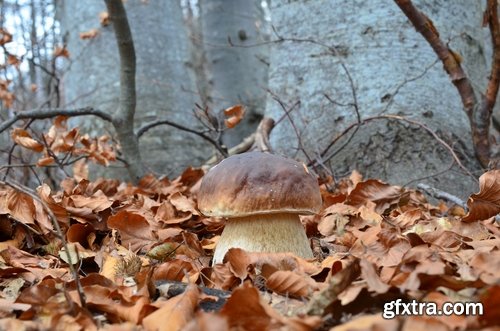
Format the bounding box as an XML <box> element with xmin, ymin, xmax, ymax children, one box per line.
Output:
<box><xmin>0</xmin><ymin>165</ymin><xmax>498</xmax><ymax>331</ymax></box>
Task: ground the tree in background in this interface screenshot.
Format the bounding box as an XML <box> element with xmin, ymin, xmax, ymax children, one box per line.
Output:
<box><xmin>0</xmin><ymin>0</ymin><xmax>499</xmax><ymax>198</ymax></box>
<box><xmin>199</xmin><ymin>0</ymin><xmax>269</xmax><ymax>147</ymax></box>
<box><xmin>58</xmin><ymin>0</ymin><xmax>209</xmax><ymax>179</ymax></box>
<box><xmin>264</xmin><ymin>0</ymin><xmax>498</xmax><ymax>197</ymax></box>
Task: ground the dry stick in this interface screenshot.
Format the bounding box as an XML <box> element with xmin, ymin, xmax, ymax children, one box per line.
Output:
<box><xmin>0</xmin><ymin>179</ymin><xmax>87</xmax><ymax>309</ymax></box>
<box><xmin>416</xmin><ymin>183</ymin><xmax>467</xmax><ymax>209</ymax></box>
<box><xmin>251</xmin><ymin>117</ymin><xmax>275</xmax><ymax>152</ymax></box>
<box><xmin>393</xmin><ymin>0</ymin><xmax>497</xmax><ymax>167</ymax></box>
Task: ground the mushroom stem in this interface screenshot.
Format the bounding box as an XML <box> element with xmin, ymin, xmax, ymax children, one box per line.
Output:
<box><xmin>213</xmin><ymin>213</ymin><xmax>313</xmax><ymax>264</ymax></box>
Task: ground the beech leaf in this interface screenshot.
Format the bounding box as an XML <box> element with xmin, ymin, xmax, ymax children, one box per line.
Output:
<box><xmin>463</xmin><ymin>170</ymin><xmax>500</xmax><ymax>222</ymax></box>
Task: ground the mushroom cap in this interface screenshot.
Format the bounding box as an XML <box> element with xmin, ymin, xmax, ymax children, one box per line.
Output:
<box><xmin>197</xmin><ymin>152</ymin><xmax>322</xmax><ymax>217</ymax></box>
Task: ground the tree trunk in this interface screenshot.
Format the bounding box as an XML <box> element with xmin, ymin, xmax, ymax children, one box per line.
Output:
<box><xmin>200</xmin><ymin>0</ymin><xmax>269</xmax><ymax>147</ymax></box>
<box><xmin>264</xmin><ymin>0</ymin><xmax>487</xmax><ymax>197</ymax></box>
<box><xmin>58</xmin><ymin>0</ymin><xmax>209</xmax><ymax>179</ymax></box>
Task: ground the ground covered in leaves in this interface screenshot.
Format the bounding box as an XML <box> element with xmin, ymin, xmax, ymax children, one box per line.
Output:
<box><xmin>0</xmin><ymin>166</ymin><xmax>499</xmax><ymax>330</ymax></box>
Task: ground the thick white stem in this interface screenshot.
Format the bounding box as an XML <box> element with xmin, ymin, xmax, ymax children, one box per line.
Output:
<box><xmin>212</xmin><ymin>213</ymin><xmax>313</xmax><ymax>264</ymax></box>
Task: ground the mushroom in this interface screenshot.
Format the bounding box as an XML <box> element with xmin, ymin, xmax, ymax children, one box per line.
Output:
<box><xmin>197</xmin><ymin>152</ymin><xmax>322</xmax><ymax>264</ymax></box>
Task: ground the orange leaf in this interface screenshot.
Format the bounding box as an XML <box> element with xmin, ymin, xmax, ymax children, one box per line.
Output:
<box><xmin>463</xmin><ymin>170</ymin><xmax>500</xmax><ymax>222</ymax></box>
<box><xmin>142</xmin><ymin>283</ymin><xmax>199</xmax><ymax>331</ymax></box>
<box><xmin>264</xmin><ymin>269</ymin><xmax>318</xmax><ymax>298</ymax></box>
<box><xmin>99</xmin><ymin>12</ymin><xmax>110</xmax><ymax>26</ymax></box>
<box><xmin>79</xmin><ymin>29</ymin><xmax>99</xmax><ymax>40</ymax></box>
<box><xmin>11</xmin><ymin>128</ymin><xmax>44</xmax><ymax>152</ymax></box>
<box><xmin>219</xmin><ymin>282</ymin><xmax>272</xmax><ymax>330</ymax></box>
<box><xmin>107</xmin><ymin>210</ymin><xmax>157</xmax><ymax>252</ymax></box>
<box><xmin>359</xmin><ymin>259</ymin><xmax>390</xmax><ymax>294</ymax></box>
<box><xmin>0</xmin><ymin>28</ymin><xmax>12</xmax><ymax>45</ymax></box>
<box><xmin>53</xmin><ymin>46</ymin><xmax>70</xmax><ymax>59</ymax></box>
<box><xmin>6</xmin><ymin>189</ymin><xmax>36</xmax><ymax>225</ymax></box>
<box><xmin>36</xmin><ymin>156</ymin><xmax>55</xmax><ymax>166</ymax></box>
<box><xmin>169</xmin><ymin>192</ymin><xmax>199</xmax><ymax>215</ymax></box>
<box><xmin>152</xmin><ymin>259</ymin><xmax>196</xmax><ymax>282</ymax></box>
<box><xmin>346</xmin><ymin>179</ymin><xmax>402</xmax><ymax>213</ymax></box>
<box><xmin>69</xmin><ymin>191</ymin><xmax>112</xmax><ymax>212</ymax></box>
<box><xmin>223</xmin><ymin>105</ymin><xmax>245</xmax><ymax>129</ymax></box>
<box><xmin>73</xmin><ymin>158</ymin><xmax>89</xmax><ymax>182</ymax></box>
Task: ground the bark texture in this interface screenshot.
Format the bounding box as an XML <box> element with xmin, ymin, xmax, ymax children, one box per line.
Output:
<box><xmin>265</xmin><ymin>0</ymin><xmax>487</xmax><ymax>197</ymax></box>
<box><xmin>58</xmin><ymin>0</ymin><xmax>209</xmax><ymax>179</ymax></box>
<box><xmin>200</xmin><ymin>0</ymin><xmax>269</xmax><ymax>147</ymax></box>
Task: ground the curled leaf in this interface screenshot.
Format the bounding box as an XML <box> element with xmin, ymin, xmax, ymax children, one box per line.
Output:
<box><xmin>463</xmin><ymin>170</ymin><xmax>500</xmax><ymax>222</ymax></box>
<box><xmin>223</xmin><ymin>105</ymin><xmax>245</xmax><ymax>129</ymax></box>
<box><xmin>265</xmin><ymin>269</ymin><xmax>318</xmax><ymax>298</ymax></box>
<box><xmin>11</xmin><ymin>128</ymin><xmax>44</xmax><ymax>152</ymax></box>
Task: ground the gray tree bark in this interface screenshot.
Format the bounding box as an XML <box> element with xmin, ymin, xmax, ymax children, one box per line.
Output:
<box><xmin>58</xmin><ymin>0</ymin><xmax>209</xmax><ymax>179</ymax></box>
<box><xmin>264</xmin><ymin>0</ymin><xmax>487</xmax><ymax>197</ymax></box>
<box><xmin>200</xmin><ymin>0</ymin><xmax>269</xmax><ymax>147</ymax></box>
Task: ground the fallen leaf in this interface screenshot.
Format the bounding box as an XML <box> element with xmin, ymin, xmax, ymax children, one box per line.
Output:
<box><xmin>329</xmin><ymin>313</ymin><xmax>399</xmax><ymax>331</ymax></box>
<box><xmin>264</xmin><ymin>269</ymin><xmax>318</xmax><ymax>298</ymax></box>
<box><xmin>142</xmin><ymin>283</ymin><xmax>199</xmax><ymax>331</ymax></box>
<box><xmin>107</xmin><ymin>210</ymin><xmax>157</xmax><ymax>252</ymax></box>
<box><xmin>346</xmin><ymin>179</ymin><xmax>402</xmax><ymax>213</ymax></box>
<box><xmin>463</xmin><ymin>170</ymin><xmax>500</xmax><ymax>222</ymax></box>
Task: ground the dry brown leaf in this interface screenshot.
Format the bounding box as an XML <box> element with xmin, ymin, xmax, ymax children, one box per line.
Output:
<box><xmin>80</xmin><ymin>28</ymin><xmax>99</xmax><ymax>39</ymax></box>
<box><xmin>265</xmin><ymin>269</ymin><xmax>318</xmax><ymax>298</ymax></box>
<box><xmin>73</xmin><ymin>158</ymin><xmax>89</xmax><ymax>182</ymax></box>
<box><xmin>53</xmin><ymin>46</ymin><xmax>70</xmax><ymax>58</ymax></box>
<box><xmin>107</xmin><ymin>210</ymin><xmax>157</xmax><ymax>252</ymax></box>
<box><xmin>480</xmin><ymin>284</ymin><xmax>500</xmax><ymax>326</ymax></box>
<box><xmin>11</xmin><ymin>128</ymin><xmax>44</xmax><ymax>152</ymax></box>
<box><xmin>142</xmin><ymin>283</ymin><xmax>199</xmax><ymax>331</ymax></box>
<box><xmin>152</xmin><ymin>259</ymin><xmax>197</xmax><ymax>283</ymax></box>
<box><xmin>169</xmin><ymin>192</ymin><xmax>199</xmax><ymax>215</ymax></box>
<box><xmin>463</xmin><ymin>170</ymin><xmax>500</xmax><ymax>222</ymax></box>
<box><xmin>329</xmin><ymin>313</ymin><xmax>399</xmax><ymax>331</ymax></box>
<box><xmin>70</xmin><ymin>191</ymin><xmax>113</xmax><ymax>212</ymax></box>
<box><xmin>0</xmin><ymin>28</ymin><xmax>13</xmax><ymax>45</ymax></box>
<box><xmin>6</xmin><ymin>188</ymin><xmax>36</xmax><ymax>225</ymax></box>
<box><xmin>223</xmin><ymin>105</ymin><xmax>245</xmax><ymax>129</ymax></box>
<box><xmin>182</xmin><ymin>311</ymin><xmax>229</xmax><ymax>331</ymax></box>
<box><xmin>219</xmin><ymin>282</ymin><xmax>273</xmax><ymax>331</ymax></box>
<box><xmin>359</xmin><ymin>259</ymin><xmax>390</xmax><ymax>294</ymax></box>
<box><xmin>346</xmin><ymin>179</ymin><xmax>402</xmax><ymax>213</ymax></box>
<box><xmin>99</xmin><ymin>11</ymin><xmax>110</xmax><ymax>26</ymax></box>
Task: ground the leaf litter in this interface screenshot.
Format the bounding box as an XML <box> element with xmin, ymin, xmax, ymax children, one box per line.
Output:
<box><xmin>0</xmin><ymin>167</ymin><xmax>498</xmax><ymax>330</ymax></box>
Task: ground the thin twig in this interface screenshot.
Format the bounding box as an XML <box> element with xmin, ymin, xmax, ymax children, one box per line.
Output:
<box><xmin>417</xmin><ymin>183</ymin><xmax>468</xmax><ymax>209</ymax></box>
<box><xmin>136</xmin><ymin>118</ymin><xmax>228</xmax><ymax>157</ymax></box>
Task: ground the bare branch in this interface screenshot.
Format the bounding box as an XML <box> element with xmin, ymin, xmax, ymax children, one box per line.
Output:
<box><xmin>0</xmin><ymin>107</ymin><xmax>112</xmax><ymax>134</ymax></box>
<box><xmin>251</xmin><ymin>117</ymin><xmax>275</xmax><ymax>152</ymax></box>
<box><xmin>478</xmin><ymin>0</ymin><xmax>500</xmax><ymax>166</ymax></box>
<box><xmin>136</xmin><ymin>118</ymin><xmax>228</xmax><ymax>157</ymax></box>
<box><xmin>393</xmin><ymin>0</ymin><xmax>494</xmax><ymax>167</ymax></box>
<box><xmin>393</xmin><ymin>0</ymin><xmax>476</xmax><ymax>113</ymax></box>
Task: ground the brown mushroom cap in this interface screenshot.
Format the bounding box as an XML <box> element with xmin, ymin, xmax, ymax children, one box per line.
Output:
<box><xmin>198</xmin><ymin>152</ymin><xmax>322</xmax><ymax>217</ymax></box>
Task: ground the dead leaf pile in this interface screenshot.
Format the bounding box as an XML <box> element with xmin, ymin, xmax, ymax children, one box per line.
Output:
<box><xmin>0</xmin><ymin>166</ymin><xmax>498</xmax><ymax>330</ymax></box>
